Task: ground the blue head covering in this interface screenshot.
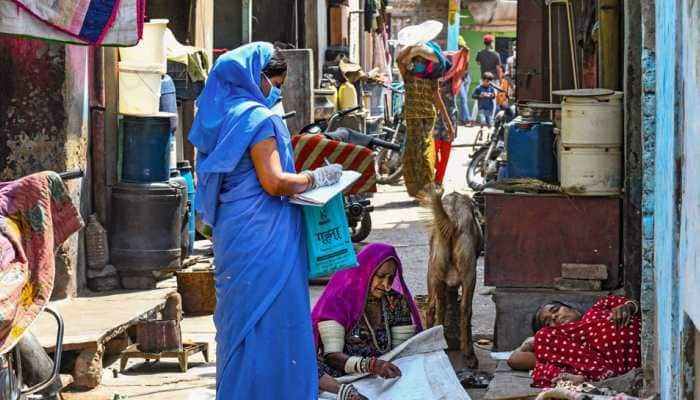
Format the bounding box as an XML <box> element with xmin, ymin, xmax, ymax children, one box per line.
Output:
<box><xmin>188</xmin><ymin>42</ymin><xmax>287</xmax><ymax>224</ymax></box>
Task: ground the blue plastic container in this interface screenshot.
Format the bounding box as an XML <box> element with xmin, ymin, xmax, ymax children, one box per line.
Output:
<box><xmin>506</xmin><ymin>117</ymin><xmax>557</xmax><ymax>183</ymax></box>
<box><xmin>160</xmin><ymin>74</ymin><xmax>178</xmax><ymax>132</ymax></box>
<box><xmin>178</xmin><ymin>160</ymin><xmax>196</xmax><ymax>256</ymax></box>
<box><xmin>121</xmin><ymin>115</ymin><xmax>172</xmax><ymax>183</ymax></box>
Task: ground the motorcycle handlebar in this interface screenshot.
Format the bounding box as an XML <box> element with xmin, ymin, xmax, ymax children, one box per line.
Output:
<box><xmin>335</xmin><ymin>106</ymin><xmax>362</xmax><ymax>119</ymax></box>
<box><xmin>369</xmin><ymin>137</ymin><xmax>401</xmax><ymax>152</ymax></box>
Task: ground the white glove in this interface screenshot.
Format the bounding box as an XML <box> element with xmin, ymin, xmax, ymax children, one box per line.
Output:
<box><xmin>307</xmin><ymin>164</ymin><xmax>343</xmax><ymax>188</ymax></box>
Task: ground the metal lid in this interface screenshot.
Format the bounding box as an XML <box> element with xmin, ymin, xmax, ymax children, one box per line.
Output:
<box><xmin>517</xmin><ymin>101</ymin><xmax>562</xmax><ymax>110</ymax></box>
<box><xmin>119</xmin><ymin>112</ymin><xmax>177</xmax><ymax>119</ymax></box>
<box><xmin>552</xmin><ymin>88</ymin><xmax>615</xmax><ymax>97</ymax></box>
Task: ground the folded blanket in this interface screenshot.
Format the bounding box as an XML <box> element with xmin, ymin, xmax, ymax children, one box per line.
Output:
<box><xmin>0</xmin><ymin>172</ymin><xmax>83</xmax><ymax>355</ymax></box>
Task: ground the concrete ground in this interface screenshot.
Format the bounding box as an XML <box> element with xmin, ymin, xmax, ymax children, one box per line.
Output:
<box><xmin>63</xmin><ymin>126</ymin><xmax>498</xmax><ymax>399</ymax></box>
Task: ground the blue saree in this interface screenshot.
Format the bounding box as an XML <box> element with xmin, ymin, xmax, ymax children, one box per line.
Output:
<box><xmin>188</xmin><ymin>42</ymin><xmax>318</xmax><ymax>399</ymax></box>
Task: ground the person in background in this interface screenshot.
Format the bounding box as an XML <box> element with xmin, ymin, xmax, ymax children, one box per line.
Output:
<box><xmin>475</xmin><ymin>34</ymin><xmax>501</xmax><ymax>78</ymax></box>
<box><xmin>396</xmin><ymin>42</ymin><xmax>454</xmax><ymax>197</ymax></box>
<box><xmin>508</xmin><ymin>295</ymin><xmax>641</xmax><ymax>388</ymax></box>
<box><xmin>494</xmin><ymin>64</ymin><xmax>511</xmax><ymax>112</ymax></box>
<box><xmin>188</xmin><ymin>42</ymin><xmax>343</xmax><ymax>399</ymax></box>
<box><xmin>447</xmin><ymin>35</ymin><xmax>473</xmax><ymax>126</ymax></box>
<box><xmin>506</xmin><ymin>45</ymin><xmax>517</xmax><ymax>84</ymax></box>
<box><xmin>472</xmin><ymin>72</ymin><xmax>497</xmax><ymax>128</ymax></box>
<box><xmin>433</xmin><ymin>52</ymin><xmax>458</xmax><ymax>186</ymax></box>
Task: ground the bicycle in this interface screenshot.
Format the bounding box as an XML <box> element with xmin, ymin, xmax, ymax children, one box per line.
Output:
<box><xmin>374</xmin><ymin>82</ymin><xmax>406</xmax><ymax>184</ymax></box>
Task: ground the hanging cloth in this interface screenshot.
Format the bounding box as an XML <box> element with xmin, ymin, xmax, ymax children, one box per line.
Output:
<box><xmin>11</xmin><ymin>0</ymin><xmax>123</xmax><ymax>45</ymax></box>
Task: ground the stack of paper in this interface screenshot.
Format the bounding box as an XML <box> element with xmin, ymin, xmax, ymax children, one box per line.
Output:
<box><xmin>290</xmin><ymin>171</ymin><xmax>361</xmax><ymax>207</ymax></box>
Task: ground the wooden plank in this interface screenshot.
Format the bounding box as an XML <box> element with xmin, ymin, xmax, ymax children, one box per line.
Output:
<box><xmin>598</xmin><ymin>0</ymin><xmax>622</xmax><ymax>90</ymax></box>
<box><xmin>484</xmin><ymin>193</ymin><xmax>621</xmax><ymax>289</ymax></box>
<box><xmin>484</xmin><ymin>361</ymin><xmax>541</xmax><ymax>400</ymax></box>
<box><xmin>30</xmin><ymin>287</ymin><xmax>176</xmax><ymax>352</ymax></box>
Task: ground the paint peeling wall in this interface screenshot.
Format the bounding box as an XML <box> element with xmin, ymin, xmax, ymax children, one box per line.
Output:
<box><xmin>0</xmin><ymin>37</ymin><xmax>90</xmax><ymax>299</ymax></box>
<box><xmin>652</xmin><ymin>0</ymin><xmax>682</xmax><ymax>397</ymax></box>
<box><xmin>679</xmin><ymin>0</ymin><xmax>700</xmax><ymax>333</ymax></box>
<box><xmin>646</xmin><ymin>0</ymin><xmax>700</xmax><ymax>397</ymax></box>
<box><xmin>640</xmin><ymin>0</ymin><xmax>656</xmax><ymax>394</ymax></box>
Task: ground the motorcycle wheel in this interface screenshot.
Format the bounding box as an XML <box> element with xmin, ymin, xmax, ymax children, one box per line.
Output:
<box><xmin>350</xmin><ymin>211</ymin><xmax>372</xmax><ymax>243</ymax></box>
<box><xmin>466</xmin><ymin>147</ymin><xmax>489</xmax><ymax>191</ymax></box>
<box><xmin>375</xmin><ymin>148</ymin><xmax>404</xmax><ymax>184</ymax></box>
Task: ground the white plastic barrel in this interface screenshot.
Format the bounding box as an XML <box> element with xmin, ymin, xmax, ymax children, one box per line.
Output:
<box><xmin>119</xmin><ymin>19</ymin><xmax>169</xmax><ymax>72</ymax></box>
<box><xmin>560</xmin><ymin>92</ymin><xmax>623</xmax><ymax>146</ymax></box>
<box><xmin>118</xmin><ymin>62</ymin><xmax>163</xmax><ymax>115</ymax></box>
<box><xmin>558</xmin><ymin>144</ymin><xmax>622</xmax><ymax>195</ymax></box>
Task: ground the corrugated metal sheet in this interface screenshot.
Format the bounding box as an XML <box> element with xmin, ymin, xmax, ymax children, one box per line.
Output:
<box><xmin>483</xmin><ymin>193</ymin><xmax>621</xmax><ymax>288</ymax></box>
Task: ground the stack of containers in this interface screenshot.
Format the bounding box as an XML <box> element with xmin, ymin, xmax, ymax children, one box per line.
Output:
<box><xmin>556</xmin><ymin>89</ymin><xmax>623</xmax><ymax>195</ymax></box>
<box><xmin>118</xmin><ymin>19</ymin><xmax>169</xmax><ymax>115</ymax></box>
<box><xmin>112</xmin><ymin>19</ymin><xmax>189</xmax><ymax>280</ymax></box>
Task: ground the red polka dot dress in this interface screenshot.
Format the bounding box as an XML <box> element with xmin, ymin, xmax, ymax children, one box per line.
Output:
<box><xmin>531</xmin><ymin>295</ymin><xmax>641</xmax><ymax>387</ymax></box>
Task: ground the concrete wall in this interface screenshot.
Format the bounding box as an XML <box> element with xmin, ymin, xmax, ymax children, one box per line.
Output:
<box><xmin>0</xmin><ymin>37</ymin><xmax>90</xmax><ymax>298</ymax></box>
<box><xmin>639</xmin><ymin>0</ymin><xmax>657</xmax><ymax>394</ymax></box>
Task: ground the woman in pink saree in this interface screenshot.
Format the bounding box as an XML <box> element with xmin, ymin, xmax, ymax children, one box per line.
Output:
<box><xmin>312</xmin><ymin>243</ymin><xmax>423</xmax><ymax>399</ymax></box>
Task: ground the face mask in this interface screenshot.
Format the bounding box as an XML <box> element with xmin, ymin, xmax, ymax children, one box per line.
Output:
<box><xmin>413</xmin><ymin>62</ymin><xmax>427</xmax><ymax>74</ymax></box>
<box><xmin>263</xmin><ymin>74</ymin><xmax>282</xmax><ymax>108</ymax></box>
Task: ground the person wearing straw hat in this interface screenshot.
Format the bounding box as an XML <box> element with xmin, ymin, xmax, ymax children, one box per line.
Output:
<box><xmin>395</xmin><ymin>21</ymin><xmax>454</xmax><ymax>197</ymax></box>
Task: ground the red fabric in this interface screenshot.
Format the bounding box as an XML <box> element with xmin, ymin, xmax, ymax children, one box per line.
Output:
<box><xmin>532</xmin><ymin>295</ymin><xmax>641</xmax><ymax>388</ymax></box>
<box><xmin>434</xmin><ymin>139</ymin><xmax>452</xmax><ymax>184</ymax></box>
<box><xmin>443</xmin><ymin>48</ymin><xmax>470</xmax><ymax>95</ymax></box>
<box><xmin>291</xmin><ymin>134</ymin><xmax>377</xmax><ymax>193</ymax></box>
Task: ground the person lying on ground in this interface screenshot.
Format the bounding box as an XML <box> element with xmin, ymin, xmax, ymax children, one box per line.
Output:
<box><xmin>507</xmin><ymin>295</ymin><xmax>641</xmax><ymax>388</ymax></box>
<box><xmin>312</xmin><ymin>243</ymin><xmax>423</xmax><ymax>389</ymax></box>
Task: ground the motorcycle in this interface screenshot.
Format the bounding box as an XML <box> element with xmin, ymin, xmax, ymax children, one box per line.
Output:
<box><xmin>374</xmin><ymin>81</ymin><xmax>406</xmax><ymax>185</ymax></box>
<box><xmin>298</xmin><ymin>106</ymin><xmax>401</xmax><ymax>243</ymax></box>
<box><xmin>466</xmin><ymin>105</ymin><xmax>516</xmax><ymax>191</ymax></box>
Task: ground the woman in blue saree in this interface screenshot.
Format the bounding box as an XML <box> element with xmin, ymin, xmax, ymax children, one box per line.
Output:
<box><xmin>188</xmin><ymin>42</ymin><xmax>342</xmax><ymax>399</ymax></box>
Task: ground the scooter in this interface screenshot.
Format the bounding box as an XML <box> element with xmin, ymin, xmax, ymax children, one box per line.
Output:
<box><xmin>298</xmin><ymin>107</ymin><xmax>400</xmax><ymax>242</ymax></box>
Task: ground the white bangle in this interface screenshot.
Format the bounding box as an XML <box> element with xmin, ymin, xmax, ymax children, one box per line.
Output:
<box><xmin>344</xmin><ymin>356</ymin><xmax>363</xmax><ymax>374</ymax></box>
<box><xmin>318</xmin><ymin>320</ymin><xmax>345</xmax><ymax>355</ymax></box>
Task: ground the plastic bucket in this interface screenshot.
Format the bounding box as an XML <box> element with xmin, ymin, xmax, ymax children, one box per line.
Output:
<box><xmin>558</xmin><ymin>144</ymin><xmax>622</xmax><ymax>195</ymax></box>
<box><xmin>119</xmin><ymin>19</ymin><xmax>169</xmax><ymax>72</ymax></box>
<box><xmin>561</xmin><ymin>92</ymin><xmax>623</xmax><ymax>147</ymax></box>
<box><xmin>120</xmin><ymin>113</ymin><xmax>174</xmax><ymax>182</ymax></box>
<box><xmin>119</xmin><ymin>62</ymin><xmax>163</xmax><ymax>115</ymax></box>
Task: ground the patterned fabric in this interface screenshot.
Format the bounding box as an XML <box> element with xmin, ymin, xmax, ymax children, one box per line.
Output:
<box><xmin>292</xmin><ymin>134</ymin><xmax>377</xmax><ymax>194</ymax></box>
<box><xmin>532</xmin><ymin>295</ymin><xmax>642</xmax><ymax>388</ymax></box>
<box><xmin>403</xmin><ymin>117</ymin><xmax>436</xmax><ymax>197</ymax></box>
<box><xmin>11</xmin><ymin>0</ymin><xmax>123</xmax><ymax>45</ymax></box>
<box><xmin>319</xmin><ymin>290</ymin><xmax>413</xmax><ymax>377</ymax></box>
<box><xmin>0</xmin><ymin>172</ymin><xmax>82</xmax><ymax>355</ymax></box>
<box><xmin>434</xmin><ymin>80</ymin><xmax>458</xmax><ymax>141</ymax></box>
<box><xmin>403</xmin><ymin>74</ymin><xmax>438</xmax><ymax>120</ymax></box>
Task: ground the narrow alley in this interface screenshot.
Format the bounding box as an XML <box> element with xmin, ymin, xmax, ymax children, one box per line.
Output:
<box><xmin>1</xmin><ymin>1</ymin><xmax>699</xmax><ymax>400</ymax></box>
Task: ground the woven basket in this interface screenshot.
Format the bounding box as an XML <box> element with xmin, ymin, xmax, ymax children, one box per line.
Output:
<box><xmin>176</xmin><ymin>270</ymin><xmax>216</xmax><ymax>315</ymax></box>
